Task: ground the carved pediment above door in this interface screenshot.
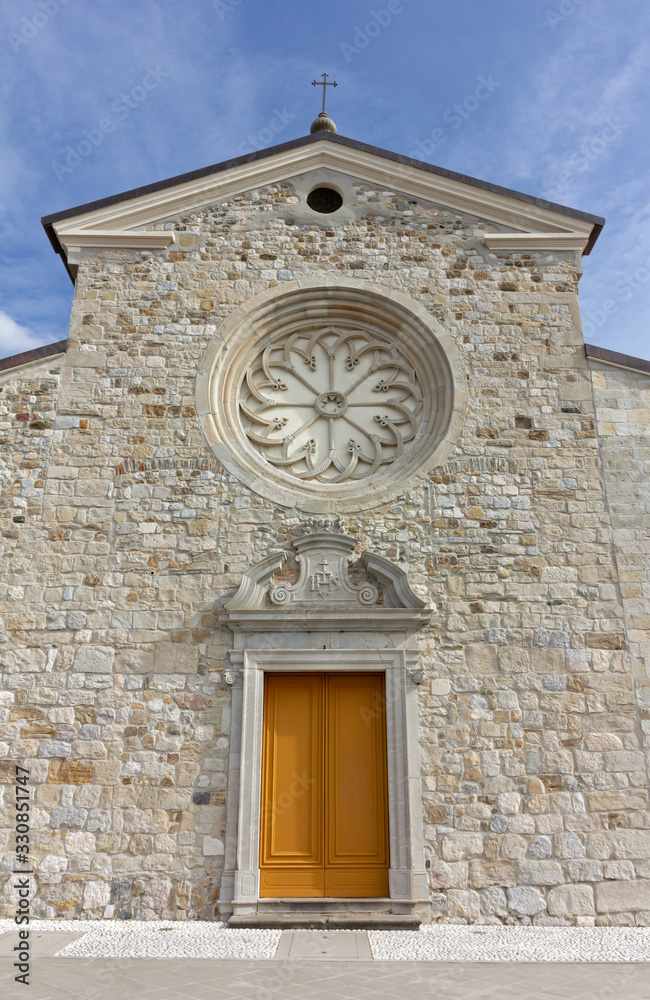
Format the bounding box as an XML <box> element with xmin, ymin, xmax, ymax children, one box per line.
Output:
<box><xmin>219</xmin><ymin>531</ymin><xmax>430</xmax><ymax>632</ymax></box>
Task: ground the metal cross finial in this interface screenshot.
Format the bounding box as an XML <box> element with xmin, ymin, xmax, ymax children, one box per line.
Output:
<box><xmin>312</xmin><ymin>72</ymin><xmax>337</xmax><ymax>114</ymax></box>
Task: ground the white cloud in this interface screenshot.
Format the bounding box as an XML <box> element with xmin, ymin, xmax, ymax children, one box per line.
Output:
<box><xmin>433</xmin><ymin>2</ymin><xmax>650</xmax><ymax>359</ymax></box>
<box><xmin>447</xmin><ymin>1</ymin><xmax>650</xmax><ymax>201</ymax></box>
<box><xmin>0</xmin><ymin>311</ymin><xmax>49</xmax><ymax>358</ymax></box>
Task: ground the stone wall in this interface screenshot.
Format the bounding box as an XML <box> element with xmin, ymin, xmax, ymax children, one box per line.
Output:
<box><xmin>0</xmin><ymin>176</ymin><xmax>648</xmax><ymax>924</ymax></box>
<box><xmin>0</xmin><ymin>358</ymin><xmax>62</xmax><ymax>545</ymax></box>
<box><xmin>590</xmin><ymin>359</ymin><xmax>650</xmax><ymax>873</ymax></box>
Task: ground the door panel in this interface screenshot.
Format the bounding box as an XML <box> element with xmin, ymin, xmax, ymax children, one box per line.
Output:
<box><xmin>259</xmin><ymin>672</ymin><xmax>389</xmax><ymax>898</ymax></box>
<box><xmin>326</xmin><ymin>673</ymin><xmax>389</xmax><ymax>896</ymax></box>
<box><xmin>259</xmin><ymin>673</ymin><xmax>324</xmax><ymax>896</ymax></box>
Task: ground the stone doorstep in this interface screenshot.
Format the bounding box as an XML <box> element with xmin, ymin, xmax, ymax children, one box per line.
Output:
<box><xmin>255</xmin><ymin>896</ymin><xmax>415</xmax><ymax>914</ymax></box>
<box><xmin>229</xmin><ymin>912</ymin><xmax>421</xmax><ymax>929</ymax></box>
<box><xmin>230</xmin><ymin>895</ymin><xmax>422</xmax><ymax>929</ymax></box>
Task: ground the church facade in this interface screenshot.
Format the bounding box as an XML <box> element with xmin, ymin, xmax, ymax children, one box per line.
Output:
<box><xmin>1</xmin><ymin>128</ymin><xmax>649</xmax><ymax>926</ymax></box>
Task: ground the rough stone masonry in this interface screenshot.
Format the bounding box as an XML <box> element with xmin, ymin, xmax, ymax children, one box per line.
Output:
<box><xmin>0</xmin><ymin>163</ymin><xmax>649</xmax><ymax>925</ymax></box>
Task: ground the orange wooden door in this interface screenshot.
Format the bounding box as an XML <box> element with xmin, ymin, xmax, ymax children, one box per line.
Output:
<box><xmin>259</xmin><ymin>673</ymin><xmax>389</xmax><ymax>898</ymax></box>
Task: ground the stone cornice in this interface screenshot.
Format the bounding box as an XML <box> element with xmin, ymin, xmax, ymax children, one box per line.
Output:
<box><xmin>219</xmin><ymin>608</ymin><xmax>431</xmax><ymax>632</ymax></box>
<box><xmin>483</xmin><ymin>233</ymin><xmax>590</xmax><ymax>253</ymax></box>
<box><xmin>60</xmin><ymin>230</ymin><xmax>174</xmax><ymax>253</ymax></box>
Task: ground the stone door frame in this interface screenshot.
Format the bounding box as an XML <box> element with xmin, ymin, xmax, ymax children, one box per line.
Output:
<box><xmin>216</xmin><ymin>530</ymin><xmax>431</xmax><ymax>920</ymax></box>
<box><xmin>219</xmin><ymin>646</ymin><xmax>428</xmax><ymax>919</ymax></box>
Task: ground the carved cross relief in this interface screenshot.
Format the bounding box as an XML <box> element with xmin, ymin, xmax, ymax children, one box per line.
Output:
<box><xmin>310</xmin><ymin>559</ymin><xmax>338</xmax><ymax>597</ymax></box>
<box><xmin>270</xmin><ymin>533</ymin><xmax>379</xmax><ymax>606</ymax></box>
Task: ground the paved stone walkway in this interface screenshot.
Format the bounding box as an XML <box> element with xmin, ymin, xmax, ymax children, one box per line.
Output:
<box><xmin>1</xmin><ymin>957</ymin><xmax>649</xmax><ymax>1000</ymax></box>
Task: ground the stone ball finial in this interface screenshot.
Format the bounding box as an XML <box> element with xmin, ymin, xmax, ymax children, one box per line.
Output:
<box><xmin>310</xmin><ymin>111</ymin><xmax>337</xmax><ymax>134</ymax></box>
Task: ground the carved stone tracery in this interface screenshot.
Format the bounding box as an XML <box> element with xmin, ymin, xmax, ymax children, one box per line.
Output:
<box><xmin>240</xmin><ymin>327</ymin><xmax>423</xmax><ymax>483</ymax></box>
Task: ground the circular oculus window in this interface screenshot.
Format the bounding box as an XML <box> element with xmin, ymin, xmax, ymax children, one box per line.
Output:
<box><xmin>197</xmin><ymin>280</ymin><xmax>466</xmax><ymax>513</ymax></box>
<box><xmin>306</xmin><ymin>187</ymin><xmax>344</xmax><ymax>213</ymax></box>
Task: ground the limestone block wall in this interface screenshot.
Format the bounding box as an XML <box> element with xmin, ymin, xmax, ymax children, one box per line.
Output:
<box><xmin>590</xmin><ymin>359</ymin><xmax>650</xmax><ymax>813</ymax></box>
<box><xmin>0</xmin><ymin>177</ymin><xmax>649</xmax><ymax>924</ymax></box>
<box><xmin>0</xmin><ymin>359</ymin><xmax>62</xmax><ymax>545</ymax></box>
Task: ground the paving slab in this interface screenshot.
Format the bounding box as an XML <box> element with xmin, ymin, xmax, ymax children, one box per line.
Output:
<box><xmin>276</xmin><ymin>930</ymin><xmax>372</xmax><ymax>959</ymax></box>
<box><xmin>1</xmin><ymin>957</ymin><xmax>649</xmax><ymax>1000</ymax></box>
<box><xmin>0</xmin><ymin>931</ymin><xmax>85</xmax><ymax>958</ymax></box>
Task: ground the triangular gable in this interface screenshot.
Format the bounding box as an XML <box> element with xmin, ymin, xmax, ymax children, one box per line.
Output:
<box><xmin>42</xmin><ymin>132</ymin><xmax>604</xmax><ymax>282</ymax></box>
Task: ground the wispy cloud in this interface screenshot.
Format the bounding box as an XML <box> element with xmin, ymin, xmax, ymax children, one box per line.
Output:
<box><xmin>0</xmin><ymin>311</ymin><xmax>49</xmax><ymax>356</ymax></box>
<box><xmin>448</xmin><ymin>6</ymin><xmax>650</xmax><ymax>199</ymax></box>
<box><xmin>427</xmin><ymin>0</ymin><xmax>650</xmax><ymax>356</ymax></box>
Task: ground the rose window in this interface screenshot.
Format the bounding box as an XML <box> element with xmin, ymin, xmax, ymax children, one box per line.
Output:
<box><xmin>198</xmin><ymin>280</ymin><xmax>465</xmax><ymax>512</ymax></box>
<box><xmin>240</xmin><ymin>328</ymin><xmax>423</xmax><ymax>483</ymax></box>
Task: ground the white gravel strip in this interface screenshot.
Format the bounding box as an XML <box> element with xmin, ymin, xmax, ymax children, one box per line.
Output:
<box><xmin>2</xmin><ymin>920</ymin><xmax>649</xmax><ymax>961</ymax></box>
<box><xmin>369</xmin><ymin>925</ymin><xmax>650</xmax><ymax>962</ymax></box>
<box><xmin>0</xmin><ymin>919</ymin><xmax>280</xmax><ymax>960</ymax></box>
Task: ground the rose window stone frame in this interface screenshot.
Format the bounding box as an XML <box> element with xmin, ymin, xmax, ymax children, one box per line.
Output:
<box><xmin>196</xmin><ymin>279</ymin><xmax>467</xmax><ymax>513</ymax></box>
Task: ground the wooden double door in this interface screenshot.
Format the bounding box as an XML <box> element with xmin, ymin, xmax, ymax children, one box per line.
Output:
<box><xmin>260</xmin><ymin>672</ymin><xmax>389</xmax><ymax>898</ymax></box>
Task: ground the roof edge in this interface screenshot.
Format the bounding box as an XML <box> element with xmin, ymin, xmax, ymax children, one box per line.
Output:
<box><xmin>41</xmin><ymin>131</ymin><xmax>605</xmax><ymax>250</ymax></box>
<box><xmin>0</xmin><ymin>339</ymin><xmax>68</xmax><ymax>373</ymax></box>
<box><xmin>585</xmin><ymin>343</ymin><xmax>650</xmax><ymax>376</ymax></box>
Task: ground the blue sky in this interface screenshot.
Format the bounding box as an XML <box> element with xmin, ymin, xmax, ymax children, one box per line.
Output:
<box><xmin>1</xmin><ymin>0</ymin><xmax>649</xmax><ymax>359</ymax></box>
